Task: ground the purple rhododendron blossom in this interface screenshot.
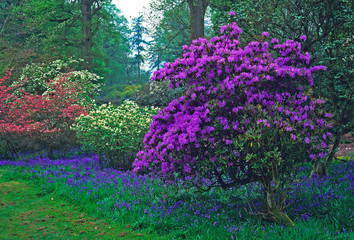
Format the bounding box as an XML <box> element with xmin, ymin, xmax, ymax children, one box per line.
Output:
<box><xmin>229</xmin><ymin>11</ymin><xmax>236</xmax><ymax>16</ymax></box>
<box><xmin>261</xmin><ymin>32</ymin><xmax>269</xmax><ymax>38</ymax></box>
<box><xmin>133</xmin><ymin>20</ymin><xmax>332</xmax><ymax>188</ymax></box>
<box><xmin>271</xmin><ymin>38</ymin><xmax>279</xmax><ymax>44</ymax></box>
<box><xmin>299</xmin><ymin>35</ymin><xmax>307</xmax><ymax>41</ymax></box>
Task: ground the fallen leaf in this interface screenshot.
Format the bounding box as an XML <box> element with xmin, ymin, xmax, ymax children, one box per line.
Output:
<box><xmin>37</xmin><ymin>227</ymin><xmax>46</xmax><ymax>231</ymax></box>
<box><xmin>95</xmin><ymin>232</ymin><xmax>106</xmax><ymax>236</ymax></box>
<box><xmin>75</xmin><ymin>218</ymin><xmax>86</xmax><ymax>223</ymax></box>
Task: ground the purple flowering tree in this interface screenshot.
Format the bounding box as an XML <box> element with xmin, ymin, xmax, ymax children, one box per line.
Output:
<box><xmin>134</xmin><ymin>15</ymin><xmax>332</xmax><ymax>226</ymax></box>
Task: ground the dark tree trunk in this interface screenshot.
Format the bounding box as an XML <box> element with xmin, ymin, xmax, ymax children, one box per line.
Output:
<box><xmin>81</xmin><ymin>0</ymin><xmax>93</xmax><ymax>71</ymax></box>
<box><xmin>137</xmin><ymin>49</ymin><xmax>141</xmax><ymax>82</ymax></box>
<box><xmin>311</xmin><ymin>128</ymin><xmax>343</xmax><ymax>178</ymax></box>
<box><xmin>81</xmin><ymin>0</ymin><xmax>102</xmax><ymax>71</ymax></box>
<box><xmin>48</xmin><ymin>145</ymin><xmax>54</xmax><ymax>160</ymax></box>
<box><xmin>187</xmin><ymin>0</ymin><xmax>210</xmax><ymax>42</ymax></box>
<box><xmin>263</xmin><ymin>178</ymin><xmax>294</xmax><ymax>227</ymax></box>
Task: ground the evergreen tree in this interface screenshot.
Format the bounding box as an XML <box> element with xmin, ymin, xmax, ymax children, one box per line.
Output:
<box><xmin>130</xmin><ymin>15</ymin><xmax>149</xmax><ymax>83</ymax></box>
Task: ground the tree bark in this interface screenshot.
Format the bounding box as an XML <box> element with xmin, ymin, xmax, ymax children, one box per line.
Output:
<box><xmin>263</xmin><ymin>179</ymin><xmax>294</xmax><ymax>227</ymax></box>
<box><xmin>81</xmin><ymin>0</ymin><xmax>93</xmax><ymax>71</ymax></box>
<box><xmin>187</xmin><ymin>0</ymin><xmax>210</xmax><ymax>42</ymax></box>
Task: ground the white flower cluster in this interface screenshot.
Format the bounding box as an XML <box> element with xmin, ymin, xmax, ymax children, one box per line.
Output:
<box><xmin>11</xmin><ymin>58</ymin><xmax>101</xmax><ymax>106</ymax></box>
<box><xmin>72</xmin><ymin>100</ymin><xmax>160</xmax><ymax>158</ymax></box>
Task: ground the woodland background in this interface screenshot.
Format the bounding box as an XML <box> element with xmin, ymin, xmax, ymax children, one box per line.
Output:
<box><xmin>0</xmin><ymin>0</ymin><xmax>352</xmax><ymax>154</ymax></box>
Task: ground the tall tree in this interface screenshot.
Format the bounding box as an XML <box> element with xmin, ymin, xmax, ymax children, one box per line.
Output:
<box><xmin>94</xmin><ymin>4</ymin><xmax>132</xmax><ymax>86</ymax></box>
<box><xmin>146</xmin><ymin>0</ymin><xmax>210</xmax><ymax>44</ymax></box>
<box><xmin>146</xmin><ymin>5</ymin><xmax>190</xmax><ymax>71</ymax></box>
<box><xmin>81</xmin><ymin>0</ymin><xmax>105</xmax><ymax>71</ymax></box>
<box><xmin>186</xmin><ymin>0</ymin><xmax>210</xmax><ymax>41</ymax></box>
<box><xmin>130</xmin><ymin>15</ymin><xmax>149</xmax><ymax>83</ymax></box>
<box><xmin>0</xmin><ymin>0</ymin><xmax>134</xmax><ymax>86</ymax></box>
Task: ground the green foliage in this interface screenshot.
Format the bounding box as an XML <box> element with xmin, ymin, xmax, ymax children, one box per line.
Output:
<box><xmin>0</xmin><ymin>0</ymin><xmax>134</xmax><ymax>86</ymax></box>
<box><xmin>92</xmin><ymin>3</ymin><xmax>134</xmax><ymax>85</ymax></box>
<box><xmin>98</xmin><ymin>84</ymin><xmax>143</xmax><ymax>106</ymax></box>
<box><xmin>135</xmin><ymin>80</ymin><xmax>187</xmax><ymax>108</ymax></box>
<box><xmin>72</xmin><ymin>100</ymin><xmax>160</xmax><ymax>169</ymax></box>
<box><xmin>146</xmin><ymin>0</ymin><xmax>191</xmax><ymax>70</ymax></box>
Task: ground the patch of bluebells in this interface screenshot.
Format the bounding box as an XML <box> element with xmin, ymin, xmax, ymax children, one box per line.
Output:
<box><xmin>1</xmin><ymin>155</ymin><xmax>354</xmax><ymax>238</ymax></box>
<box><xmin>0</xmin><ymin>153</ymin><xmax>99</xmax><ymax>168</ymax></box>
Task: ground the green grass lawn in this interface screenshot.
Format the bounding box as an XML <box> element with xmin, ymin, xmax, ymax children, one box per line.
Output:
<box><xmin>0</xmin><ymin>169</ymin><xmax>168</xmax><ymax>240</ymax></box>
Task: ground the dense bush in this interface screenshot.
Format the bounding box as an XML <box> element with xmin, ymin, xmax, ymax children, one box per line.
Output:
<box><xmin>72</xmin><ymin>100</ymin><xmax>160</xmax><ymax>170</ymax></box>
<box><xmin>97</xmin><ymin>84</ymin><xmax>142</xmax><ymax>106</ymax></box>
<box><xmin>0</xmin><ymin>70</ymin><xmax>90</xmax><ymax>159</ymax></box>
<box><xmin>134</xmin><ymin>16</ymin><xmax>332</xmax><ymax>226</ymax></box>
<box><xmin>135</xmin><ymin>80</ymin><xmax>188</xmax><ymax>108</ymax></box>
<box><xmin>11</xmin><ymin>58</ymin><xmax>101</xmax><ymax>107</ymax></box>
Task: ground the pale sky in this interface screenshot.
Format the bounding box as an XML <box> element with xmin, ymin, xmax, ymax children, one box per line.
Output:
<box><xmin>112</xmin><ymin>0</ymin><xmax>151</xmax><ymax>22</ymax></box>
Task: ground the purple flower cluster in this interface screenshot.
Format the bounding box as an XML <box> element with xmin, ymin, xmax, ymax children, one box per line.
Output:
<box><xmin>133</xmin><ymin>21</ymin><xmax>332</xmax><ymax>186</ymax></box>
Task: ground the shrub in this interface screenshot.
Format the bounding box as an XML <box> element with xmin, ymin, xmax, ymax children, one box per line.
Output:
<box><xmin>0</xmin><ymin>70</ymin><xmax>90</xmax><ymax>158</ymax></box>
<box><xmin>72</xmin><ymin>100</ymin><xmax>160</xmax><ymax>170</ymax></box>
<box><xmin>133</xmin><ymin>17</ymin><xmax>332</xmax><ymax>226</ymax></box>
<box><xmin>11</xmin><ymin>58</ymin><xmax>101</xmax><ymax>106</ymax></box>
<box><xmin>97</xmin><ymin>84</ymin><xmax>142</xmax><ymax>106</ymax></box>
<box><xmin>135</xmin><ymin>80</ymin><xmax>188</xmax><ymax>108</ymax></box>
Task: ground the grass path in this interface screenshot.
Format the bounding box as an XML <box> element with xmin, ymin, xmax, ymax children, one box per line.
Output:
<box><xmin>0</xmin><ymin>169</ymin><xmax>168</xmax><ymax>240</ymax></box>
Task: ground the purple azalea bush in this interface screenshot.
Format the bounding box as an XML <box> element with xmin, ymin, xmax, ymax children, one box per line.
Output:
<box><xmin>133</xmin><ymin>18</ymin><xmax>333</xmax><ymax>226</ymax></box>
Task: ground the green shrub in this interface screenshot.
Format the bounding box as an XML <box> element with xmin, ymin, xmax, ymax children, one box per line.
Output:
<box><xmin>72</xmin><ymin>100</ymin><xmax>160</xmax><ymax>170</ymax></box>
<box><xmin>135</xmin><ymin>80</ymin><xmax>187</xmax><ymax>108</ymax></box>
<box><xmin>98</xmin><ymin>84</ymin><xmax>142</xmax><ymax>106</ymax></box>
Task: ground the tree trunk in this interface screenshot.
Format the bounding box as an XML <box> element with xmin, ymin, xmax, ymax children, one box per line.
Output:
<box><xmin>6</xmin><ymin>140</ymin><xmax>19</xmax><ymax>159</ymax></box>
<box><xmin>81</xmin><ymin>0</ymin><xmax>93</xmax><ymax>71</ymax></box>
<box><xmin>48</xmin><ymin>145</ymin><xmax>54</xmax><ymax>160</ymax></box>
<box><xmin>311</xmin><ymin>128</ymin><xmax>343</xmax><ymax>178</ymax></box>
<box><xmin>187</xmin><ymin>0</ymin><xmax>210</xmax><ymax>42</ymax></box>
<box><xmin>263</xmin><ymin>179</ymin><xmax>294</xmax><ymax>227</ymax></box>
<box><xmin>137</xmin><ymin>49</ymin><xmax>141</xmax><ymax>82</ymax></box>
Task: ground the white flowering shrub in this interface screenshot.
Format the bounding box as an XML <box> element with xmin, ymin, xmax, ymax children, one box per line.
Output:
<box><xmin>72</xmin><ymin>100</ymin><xmax>160</xmax><ymax>170</ymax></box>
<box><xmin>11</xmin><ymin>58</ymin><xmax>101</xmax><ymax>106</ymax></box>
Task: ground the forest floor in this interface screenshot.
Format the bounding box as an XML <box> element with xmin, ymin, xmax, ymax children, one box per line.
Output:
<box><xmin>0</xmin><ymin>169</ymin><xmax>167</xmax><ymax>240</ymax></box>
<box><xmin>336</xmin><ymin>133</ymin><xmax>354</xmax><ymax>158</ymax></box>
